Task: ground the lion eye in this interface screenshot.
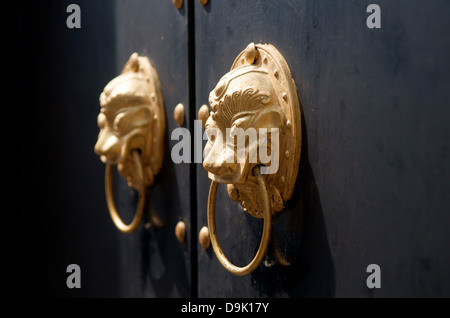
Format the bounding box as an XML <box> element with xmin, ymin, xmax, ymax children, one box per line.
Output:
<box><xmin>113</xmin><ymin>112</ymin><xmax>131</xmax><ymax>136</ymax></box>
<box><xmin>205</xmin><ymin>127</ymin><xmax>221</xmax><ymax>145</ymax></box>
<box><xmin>229</xmin><ymin>114</ymin><xmax>252</xmax><ymax>138</ymax></box>
<box><xmin>206</xmin><ymin>129</ymin><xmax>216</xmax><ymax>144</ymax></box>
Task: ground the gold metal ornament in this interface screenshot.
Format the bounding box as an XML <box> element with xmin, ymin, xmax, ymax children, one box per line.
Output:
<box><xmin>95</xmin><ymin>53</ymin><xmax>165</xmax><ymax>233</ymax></box>
<box><xmin>175</xmin><ymin>220</ymin><xmax>186</xmax><ymax>243</ymax></box>
<box><xmin>198</xmin><ymin>226</ymin><xmax>211</xmax><ymax>250</ymax></box>
<box><xmin>174</xmin><ymin>103</ymin><xmax>185</xmax><ymax>126</ymax></box>
<box><xmin>172</xmin><ymin>0</ymin><xmax>183</xmax><ymax>9</ymax></box>
<box><xmin>203</xmin><ymin>43</ymin><xmax>302</xmax><ymax>275</ymax></box>
<box><xmin>197</xmin><ymin>104</ymin><xmax>210</xmax><ymax>128</ymax></box>
<box><xmin>208</xmin><ymin>166</ymin><xmax>271</xmax><ymax>275</ymax></box>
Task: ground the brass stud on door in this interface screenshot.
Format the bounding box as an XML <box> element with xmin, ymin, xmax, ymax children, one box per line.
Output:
<box><xmin>199</xmin><ymin>226</ymin><xmax>210</xmax><ymax>250</ymax></box>
<box><xmin>172</xmin><ymin>0</ymin><xmax>183</xmax><ymax>9</ymax></box>
<box><xmin>174</xmin><ymin>103</ymin><xmax>185</xmax><ymax>126</ymax></box>
<box><xmin>175</xmin><ymin>221</ymin><xmax>186</xmax><ymax>243</ymax></box>
<box><xmin>197</xmin><ymin>104</ymin><xmax>210</xmax><ymax>128</ymax></box>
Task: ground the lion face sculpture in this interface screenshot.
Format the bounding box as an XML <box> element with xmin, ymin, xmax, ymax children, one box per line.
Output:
<box><xmin>94</xmin><ymin>53</ymin><xmax>165</xmax><ymax>189</ymax></box>
<box><xmin>203</xmin><ymin>43</ymin><xmax>302</xmax><ymax>218</ymax></box>
<box><xmin>202</xmin><ymin>68</ymin><xmax>286</xmax><ymax>217</ymax></box>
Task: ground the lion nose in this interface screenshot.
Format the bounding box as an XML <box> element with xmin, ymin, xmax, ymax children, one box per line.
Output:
<box><xmin>94</xmin><ymin>129</ymin><xmax>121</xmax><ymax>163</ymax></box>
<box><xmin>203</xmin><ymin>159</ymin><xmax>236</xmax><ymax>176</ymax></box>
<box><xmin>203</xmin><ymin>145</ymin><xmax>238</xmax><ymax>177</ymax></box>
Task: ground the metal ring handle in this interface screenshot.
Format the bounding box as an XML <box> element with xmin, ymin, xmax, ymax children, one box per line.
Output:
<box><xmin>207</xmin><ymin>166</ymin><xmax>272</xmax><ymax>276</ymax></box>
<box><xmin>105</xmin><ymin>150</ymin><xmax>145</xmax><ymax>233</ymax></box>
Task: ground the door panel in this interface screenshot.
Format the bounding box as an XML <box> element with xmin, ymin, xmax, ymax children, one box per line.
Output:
<box><xmin>109</xmin><ymin>0</ymin><xmax>192</xmax><ymax>297</ymax></box>
<box><xmin>195</xmin><ymin>0</ymin><xmax>450</xmax><ymax>297</ymax></box>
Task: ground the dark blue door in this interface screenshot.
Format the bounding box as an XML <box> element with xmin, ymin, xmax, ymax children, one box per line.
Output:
<box><xmin>19</xmin><ymin>0</ymin><xmax>450</xmax><ymax>298</ymax></box>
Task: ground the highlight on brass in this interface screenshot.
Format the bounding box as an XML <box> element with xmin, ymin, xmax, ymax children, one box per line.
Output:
<box><xmin>94</xmin><ymin>53</ymin><xmax>165</xmax><ymax>233</ymax></box>
<box><xmin>203</xmin><ymin>43</ymin><xmax>302</xmax><ymax>275</ymax></box>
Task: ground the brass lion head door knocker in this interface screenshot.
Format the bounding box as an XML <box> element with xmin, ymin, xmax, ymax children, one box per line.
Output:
<box><xmin>202</xmin><ymin>43</ymin><xmax>302</xmax><ymax>275</ymax></box>
<box><xmin>94</xmin><ymin>53</ymin><xmax>165</xmax><ymax>233</ymax></box>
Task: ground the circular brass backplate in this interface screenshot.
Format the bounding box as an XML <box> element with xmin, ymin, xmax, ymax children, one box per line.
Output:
<box><xmin>121</xmin><ymin>54</ymin><xmax>166</xmax><ymax>188</ymax></box>
<box><xmin>230</xmin><ymin>43</ymin><xmax>302</xmax><ymax>215</ymax></box>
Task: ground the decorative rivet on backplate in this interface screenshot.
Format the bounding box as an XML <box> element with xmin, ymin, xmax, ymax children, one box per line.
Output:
<box><xmin>244</xmin><ymin>43</ymin><xmax>258</xmax><ymax>65</ymax></box>
<box><xmin>129</xmin><ymin>53</ymin><xmax>139</xmax><ymax>71</ymax></box>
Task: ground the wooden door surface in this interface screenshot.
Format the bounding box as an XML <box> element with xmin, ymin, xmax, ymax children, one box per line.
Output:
<box><xmin>19</xmin><ymin>0</ymin><xmax>193</xmax><ymax>298</ymax></box>
<box><xmin>111</xmin><ymin>0</ymin><xmax>192</xmax><ymax>298</ymax></box>
<box><xmin>194</xmin><ymin>0</ymin><xmax>450</xmax><ymax>297</ymax></box>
